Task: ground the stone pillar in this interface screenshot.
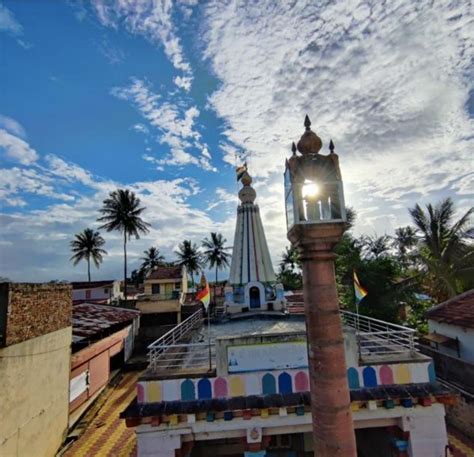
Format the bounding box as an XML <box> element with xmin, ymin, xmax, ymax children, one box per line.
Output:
<box><xmin>288</xmin><ymin>223</ymin><xmax>357</xmax><ymax>457</ymax></box>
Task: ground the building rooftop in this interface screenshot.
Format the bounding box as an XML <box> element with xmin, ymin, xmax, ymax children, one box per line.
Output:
<box><xmin>426</xmin><ymin>289</ymin><xmax>474</xmax><ymax>329</ymax></box>
<box><xmin>71</xmin><ymin>280</ymin><xmax>115</xmax><ymax>290</ymax></box>
<box><xmin>199</xmin><ymin>314</ymin><xmax>306</xmax><ymax>340</ymax></box>
<box><xmin>72</xmin><ymin>303</ymin><xmax>140</xmax><ymax>345</ymax></box>
<box><xmin>146</xmin><ymin>265</ymin><xmax>182</xmax><ymax>281</ymax></box>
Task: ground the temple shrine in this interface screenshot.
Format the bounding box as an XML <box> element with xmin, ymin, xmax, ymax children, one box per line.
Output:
<box><xmin>225</xmin><ymin>169</ymin><xmax>285</xmax><ymax>313</ymax></box>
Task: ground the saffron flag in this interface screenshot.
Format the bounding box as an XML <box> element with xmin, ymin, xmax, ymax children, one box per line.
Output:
<box><xmin>236</xmin><ymin>163</ymin><xmax>247</xmax><ymax>181</ymax></box>
<box><xmin>195</xmin><ymin>277</ymin><xmax>211</xmax><ymax>310</ymax></box>
<box><xmin>353</xmin><ymin>271</ymin><xmax>368</xmax><ymax>305</ymax></box>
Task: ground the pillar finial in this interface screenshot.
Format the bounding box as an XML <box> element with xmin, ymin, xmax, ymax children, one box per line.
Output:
<box><xmin>329</xmin><ymin>139</ymin><xmax>335</xmax><ymax>153</ymax></box>
<box><xmin>291</xmin><ymin>142</ymin><xmax>297</xmax><ymax>155</ymax></box>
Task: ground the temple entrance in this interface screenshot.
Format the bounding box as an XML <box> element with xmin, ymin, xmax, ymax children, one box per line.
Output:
<box><xmin>249</xmin><ymin>286</ymin><xmax>261</xmax><ymax>308</ymax></box>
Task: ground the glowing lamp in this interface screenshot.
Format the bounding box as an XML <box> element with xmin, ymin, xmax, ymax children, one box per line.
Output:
<box><xmin>284</xmin><ymin>115</ymin><xmax>347</xmax><ymax>232</ymax></box>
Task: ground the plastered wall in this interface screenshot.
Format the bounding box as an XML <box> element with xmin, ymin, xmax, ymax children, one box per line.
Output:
<box><xmin>0</xmin><ymin>327</ymin><xmax>72</xmax><ymax>457</ymax></box>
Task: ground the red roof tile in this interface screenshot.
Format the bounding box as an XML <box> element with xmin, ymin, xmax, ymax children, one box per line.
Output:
<box><xmin>146</xmin><ymin>265</ymin><xmax>183</xmax><ymax>280</ymax></box>
<box><xmin>426</xmin><ymin>289</ymin><xmax>474</xmax><ymax>329</ymax></box>
<box><xmin>72</xmin><ymin>303</ymin><xmax>140</xmax><ymax>342</ymax></box>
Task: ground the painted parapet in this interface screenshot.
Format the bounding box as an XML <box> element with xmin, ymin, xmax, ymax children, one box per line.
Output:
<box><xmin>137</xmin><ymin>362</ymin><xmax>436</xmax><ymax>404</ymax></box>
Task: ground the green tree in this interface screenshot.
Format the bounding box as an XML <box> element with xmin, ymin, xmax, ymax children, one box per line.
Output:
<box><xmin>335</xmin><ymin>209</ymin><xmax>417</xmax><ymax>324</ymax></box>
<box><xmin>394</xmin><ymin>226</ymin><xmax>418</xmax><ymax>266</ymax></box>
<box><xmin>70</xmin><ymin>228</ymin><xmax>107</xmax><ymax>282</ymax></box>
<box><xmin>98</xmin><ymin>189</ymin><xmax>150</xmax><ymax>300</ymax></box>
<box><xmin>359</xmin><ymin>235</ymin><xmax>391</xmax><ymax>259</ymax></box>
<box><xmin>280</xmin><ymin>245</ymin><xmax>300</xmax><ymax>271</ymax></box>
<box><xmin>409</xmin><ymin>198</ymin><xmax>473</xmax><ymax>301</ymax></box>
<box><xmin>175</xmin><ymin>240</ymin><xmax>202</xmax><ymax>288</ymax></box>
<box><xmin>140</xmin><ymin>247</ymin><xmax>165</xmax><ymax>275</ymax></box>
<box><xmin>202</xmin><ymin>233</ymin><xmax>231</xmax><ymax>283</ymax></box>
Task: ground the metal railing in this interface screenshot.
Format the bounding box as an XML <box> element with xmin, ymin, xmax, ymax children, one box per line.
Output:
<box><xmin>147</xmin><ymin>308</ymin><xmax>204</xmax><ymax>370</ymax></box>
<box><xmin>148</xmin><ymin>342</ymin><xmax>215</xmax><ymax>372</ymax></box>
<box><xmin>341</xmin><ymin>310</ymin><xmax>417</xmax><ymax>359</ymax></box>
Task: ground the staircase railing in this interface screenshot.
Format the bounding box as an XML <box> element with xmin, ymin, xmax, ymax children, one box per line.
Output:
<box><xmin>147</xmin><ymin>308</ymin><xmax>204</xmax><ymax>370</ymax></box>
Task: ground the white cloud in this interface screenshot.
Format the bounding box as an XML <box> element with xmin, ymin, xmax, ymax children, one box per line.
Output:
<box><xmin>45</xmin><ymin>154</ymin><xmax>95</xmax><ymax>186</ymax></box>
<box><xmin>0</xmin><ymin>167</ymin><xmax>75</xmax><ymax>206</ymax></box>
<box><xmin>174</xmin><ymin>75</ymin><xmax>193</xmax><ymax>91</ymax></box>
<box><xmin>0</xmin><ymin>3</ymin><xmax>22</xmax><ymax>36</ymax></box>
<box><xmin>112</xmin><ymin>78</ymin><xmax>215</xmax><ymax>171</ymax></box>
<box><xmin>0</xmin><ymin>3</ymin><xmax>32</xmax><ymax>48</ymax></box>
<box><xmin>132</xmin><ymin>123</ymin><xmax>149</xmax><ymax>134</ymax></box>
<box><xmin>0</xmin><ymin>114</ymin><xmax>26</xmax><ymax>138</ymax></box>
<box><xmin>0</xmin><ymin>129</ymin><xmax>38</xmax><ymax>164</ymax></box>
<box><xmin>199</xmin><ymin>0</ymin><xmax>473</xmax><ymax>238</ymax></box>
<box><xmin>92</xmin><ymin>0</ymin><xmax>192</xmax><ymax>81</ymax></box>
<box><xmin>97</xmin><ymin>38</ymin><xmax>126</xmax><ymax>64</ymax></box>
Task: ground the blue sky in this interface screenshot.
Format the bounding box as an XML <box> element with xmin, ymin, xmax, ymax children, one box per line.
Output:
<box><xmin>0</xmin><ymin>1</ymin><xmax>472</xmax><ymax>282</ymax></box>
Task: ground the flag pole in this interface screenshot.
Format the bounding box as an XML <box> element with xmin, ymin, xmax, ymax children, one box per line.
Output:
<box><xmin>208</xmin><ymin>304</ymin><xmax>212</xmax><ymax>371</ymax></box>
<box><xmin>353</xmin><ymin>270</ymin><xmax>360</xmax><ymax>333</ymax></box>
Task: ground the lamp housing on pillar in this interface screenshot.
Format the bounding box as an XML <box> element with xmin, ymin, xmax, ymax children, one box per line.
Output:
<box><xmin>284</xmin><ymin>121</ymin><xmax>346</xmax><ymax>233</ymax></box>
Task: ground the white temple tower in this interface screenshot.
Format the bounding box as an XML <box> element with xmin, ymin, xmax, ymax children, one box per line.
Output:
<box><xmin>225</xmin><ymin>170</ymin><xmax>285</xmax><ymax>313</ymax></box>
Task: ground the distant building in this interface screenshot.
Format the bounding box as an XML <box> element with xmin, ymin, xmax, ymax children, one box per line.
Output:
<box><xmin>72</xmin><ymin>280</ymin><xmax>121</xmax><ymax>305</ymax></box>
<box><xmin>425</xmin><ymin>289</ymin><xmax>474</xmax><ymax>362</ymax></box>
<box><xmin>225</xmin><ymin>171</ymin><xmax>286</xmax><ymax>313</ymax></box>
<box><xmin>0</xmin><ymin>283</ymin><xmax>72</xmax><ymax>457</ymax></box>
<box><xmin>69</xmin><ymin>303</ymin><xmax>140</xmax><ymax>426</ymax></box>
<box><xmin>136</xmin><ymin>265</ymin><xmax>188</xmax><ymax>324</ymax></box>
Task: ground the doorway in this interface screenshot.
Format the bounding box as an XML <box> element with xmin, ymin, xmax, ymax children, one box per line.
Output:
<box><xmin>249</xmin><ymin>286</ymin><xmax>261</xmax><ymax>308</ymax></box>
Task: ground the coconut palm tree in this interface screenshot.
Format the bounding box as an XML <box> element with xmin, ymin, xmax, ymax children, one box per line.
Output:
<box><xmin>394</xmin><ymin>226</ymin><xmax>418</xmax><ymax>265</ymax></box>
<box><xmin>202</xmin><ymin>233</ymin><xmax>231</xmax><ymax>284</ymax></box>
<box><xmin>98</xmin><ymin>189</ymin><xmax>150</xmax><ymax>300</ymax></box>
<box><xmin>409</xmin><ymin>197</ymin><xmax>473</xmax><ymax>301</ymax></box>
<box><xmin>70</xmin><ymin>228</ymin><xmax>107</xmax><ymax>282</ymax></box>
<box><xmin>359</xmin><ymin>235</ymin><xmax>391</xmax><ymax>259</ymax></box>
<box><xmin>175</xmin><ymin>240</ymin><xmax>202</xmax><ymax>288</ymax></box>
<box><xmin>140</xmin><ymin>247</ymin><xmax>165</xmax><ymax>275</ymax></box>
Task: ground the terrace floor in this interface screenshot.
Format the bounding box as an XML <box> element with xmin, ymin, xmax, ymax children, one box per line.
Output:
<box><xmin>63</xmin><ymin>371</ymin><xmax>139</xmax><ymax>457</ymax></box>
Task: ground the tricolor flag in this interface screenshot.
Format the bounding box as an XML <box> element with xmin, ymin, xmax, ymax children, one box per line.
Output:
<box><xmin>195</xmin><ymin>276</ymin><xmax>211</xmax><ymax>310</ymax></box>
<box><xmin>236</xmin><ymin>163</ymin><xmax>247</xmax><ymax>181</ymax></box>
<box><xmin>353</xmin><ymin>271</ymin><xmax>368</xmax><ymax>305</ymax></box>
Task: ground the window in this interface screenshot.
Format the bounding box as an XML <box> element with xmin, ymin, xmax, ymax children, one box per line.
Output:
<box><xmin>152</xmin><ymin>284</ymin><xmax>160</xmax><ymax>294</ymax></box>
<box><xmin>175</xmin><ymin>282</ymin><xmax>181</xmax><ymax>290</ymax></box>
<box><xmin>85</xmin><ymin>290</ymin><xmax>91</xmax><ymax>299</ymax></box>
<box><xmin>103</xmin><ymin>288</ymin><xmax>109</xmax><ymax>294</ymax></box>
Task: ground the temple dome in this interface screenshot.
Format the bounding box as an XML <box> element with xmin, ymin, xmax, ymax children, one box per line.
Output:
<box><xmin>239</xmin><ymin>186</ymin><xmax>256</xmax><ymax>203</ymax></box>
<box><xmin>238</xmin><ymin>171</ymin><xmax>256</xmax><ymax>203</ymax></box>
<box><xmin>297</xmin><ymin>114</ymin><xmax>322</xmax><ymax>155</ymax></box>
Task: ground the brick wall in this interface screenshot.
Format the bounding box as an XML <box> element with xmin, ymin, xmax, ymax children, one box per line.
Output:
<box><xmin>0</xmin><ymin>283</ymin><xmax>72</xmax><ymax>347</ymax></box>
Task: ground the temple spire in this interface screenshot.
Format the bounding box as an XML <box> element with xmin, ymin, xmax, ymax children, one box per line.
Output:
<box><xmin>304</xmin><ymin>114</ymin><xmax>311</xmax><ymax>131</ymax></box>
